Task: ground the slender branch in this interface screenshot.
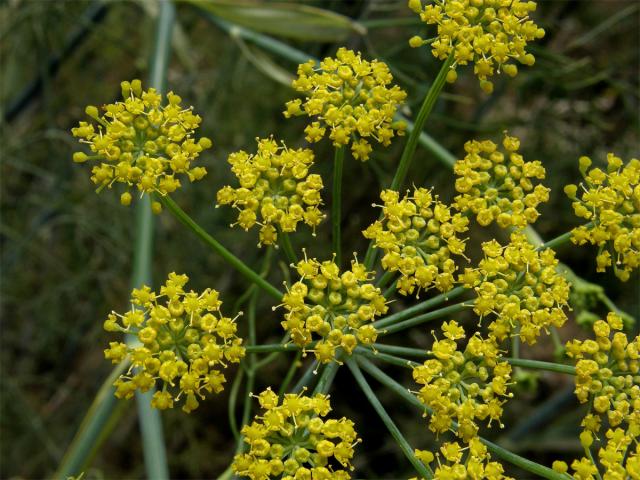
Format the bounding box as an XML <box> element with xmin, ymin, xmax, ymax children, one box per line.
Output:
<box><xmin>156</xmin><ymin>194</ymin><xmax>283</xmax><ymax>300</ymax></box>
<box><xmin>346</xmin><ymin>359</ymin><xmax>433</xmax><ymax>479</ymax></box>
<box><xmin>292</xmin><ymin>360</ymin><xmax>320</xmax><ymax>393</ymax></box>
<box><xmin>376</xmin><ymin>270</ymin><xmax>396</xmax><ymax>289</ymax></box>
<box><xmin>506</xmin><ymin>358</ymin><xmax>576</xmax><ymax>376</ymax></box>
<box><xmin>376</xmin><ymin>301</ymin><xmax>471</xmax><ymax>336</ymax></box>
<box><xmin>365</xmin><ymin>54</ymin><xmax>455</xmax><ymax>270</ymax></box>
<box><xmin>357</xmin><ymin>357</ymin><xmax>567</xmax><ymax>480</ymax></box>
<box><xmin>279</xmin><ymin>231</ymin><xmax>298</xmax><ymax>265</ymax></box>
<box><xmin>278</xmin><ymin>351</ymin><xmax>302</xmax><ymax>398</ymax></box>
<box><xmin>332</xmin><ymin>146</ymin><xmax>345</xmax><ymax>266</ymax></box>
<box><xmin>313</xmin><ymin>361</ymin><xmax>340</xmax><ymax>395</ymax></box>
<box><xmin>373</xmin><ymin>286</ymin><xmax>467</xmax><ymax>329</ymax></box>
<box><xmin>355</xmin><ymin>346</ymin><xmax>417</xmax><ymax>369</ymax></box>
<box><xmin>245</xmin><ymin>343</ymin><xmax>300</xmax><ymax>353</ymax></box>
<box><xmin>364</xmin><ymin>344</ymin><xmax>578</xmax><ymax>376</ymax></box>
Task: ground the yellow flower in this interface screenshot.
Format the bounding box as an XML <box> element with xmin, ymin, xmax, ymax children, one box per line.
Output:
<box><xmin>565</xmin><ymin>154</ymin><xmax>640</xmax><ymax>281</ymax></box>
<box><xmin>565</xmin><ymin>313</ymin><xmax>639</xmax><ymax>429</ymax></box>
<box><xmin>408</xmin><ymin>0</ymin><xmax>545</xmax><ymax>93</ymax></box>
<box><xmin>460</xmin><ymin>232</ymin><xmax>570</xmax><ymax>345</ymax></box>
<box><xmin>416</xmin><ymin>438</ymin><xmax>513</xmax><ymax>480</ymax></box>
<box><xmin>72</xmin><ymin>79</ymin><xmax>211</xmax><ymax>209</ymax></box>
<box><xmin>280</xmin><ymin>254</ymin><xmax>387</xmax><ymax>363</ymax></box>
<box><xmin>453</xmin><ymin>134</ymin><xmax>550</xmax><ymax>229</ymax></box>
<box><xmin>284</xmin><ymin>48</ymin><xmax>407</xmax><ymax>161</ymax></box>
<box><xmin>413</xmin><ymin>322</ymin><xmax>512</xmax><ymax>441</ymax></box>
<box><xmin>232</xmin><ymin>388</ymin><xmax>359</xmax><ymax>479</ymax></box>
<box><xmin>103</xmin><ymin>273</ymin><xmax>244</xmax><ymax>412</ymax></box>
<box><xmin>216</xmin><ymin>137</ymin><xmax>325</xmax><ymax>246</ymax></box>
<box><xmin>363</xmin><ymin>188</ymin><xmax>469</xmax><ymax>296</ymax></box>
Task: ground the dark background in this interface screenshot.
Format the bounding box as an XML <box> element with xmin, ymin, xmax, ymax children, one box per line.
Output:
<box><xmin>1</xmin><ymin>0</ymin><xmax>639</xmax><ymax>478</ymax></box>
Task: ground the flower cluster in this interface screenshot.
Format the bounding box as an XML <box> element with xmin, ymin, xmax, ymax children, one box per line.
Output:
<box><xmin>565</xmin><ymin>154</ymin><xmax>640</xmax><ymax>281</ymax></box>
<box><xmin>216</xmin><ymin>137</ymin><xmax>325</xmax><ymax>246</ymax></box>
<box><xmin>103</xmin><ymin>273</ymin><xmax>245</xmax><ymax>412</ymax></box>
<box><xmin>413</xmin><ymin>321</ymin><xmax>513</xmax><ymax>441</ymax></box>
<box><xmin>453</xmin><ymin>134</ymin><xmax>550</xmax><ymax>229</ymax></box>
<box><xmin>280</xmin><ymin>254</ymin><xmax>387</xmax><ymax>363</ymax></box>
<box><xmin>363</xmin><ymin>188</ymin><xmax>469</xmax><ymax>296</ymax></box>
<box><xmin>72</xmin><ymin>79</ymin><xmax>211</xmax><ymax>210</ymax></box>
<box><xmin>565</xmin><ymin>313</ymin><xmax>639</xmax><ymax>432</ymax></box>
<box><xmin>555</xmin><ymin>312</ymin><xmax>640</xmax><ymax>479</ymax></box>
<box><xmin>284</xmin><ymin>48</ymin><xmax>407</xmax><ymax>161</ymax></box>
<box><xmin>553</xmin><ymin>428</ymin><xmax>639</xmax><ymax>480</ymax></box>
<box><xmin>414</xmin><ymin>438</ymin><xmax>512</xmax><ymax>480</ymax></box>
<box><xmin>232</xmin><ymin>388</ymin><xmax>359</xmax><ymax>479</ymax></box>
<box><xmin>460</xmin><ymin>232</ymin><xmax>570</xmax><ymax>345</ymax></box>
<box><xmin>408</xmin><ymin>0</ymin><xmax>545</xmax><ymax>93</ymax></box>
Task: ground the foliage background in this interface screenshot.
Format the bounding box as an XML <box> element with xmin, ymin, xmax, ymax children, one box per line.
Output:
<box><xmin>1</xmin><ymin>0</ymin><xmax>638</xmax><ymax>478</ymax></box>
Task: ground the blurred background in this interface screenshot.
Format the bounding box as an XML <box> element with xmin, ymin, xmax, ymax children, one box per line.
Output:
<box><xmin>1</xmin><ymin>0</ymin><xmax>639</xmax><ymax>478</ymax></box>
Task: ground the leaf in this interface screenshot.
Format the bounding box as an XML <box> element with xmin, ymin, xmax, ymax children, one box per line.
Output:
<box><xmin>232</xmin><ymin>33</ymin><xmax>294</xmax><ymax>86</ymax></box>
<box><xmin>187</xmin><ymin>0</ymin><xmax>366</xmax><ymax>41</ymax></box>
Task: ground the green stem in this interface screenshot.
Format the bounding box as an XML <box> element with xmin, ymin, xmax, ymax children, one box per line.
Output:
<box><xmin>245</xmin><ymin>343</ymin><xmax>301</xmax><ymax>353</ymax></box>
<box><xmin>279</xmin><ymin>231</ymin><xmax>298</xmax><ymax>265</ymax></box>
<box><xmin>332</xmin><ymin>146</ymin><xmax>345</xmax><ymax>266</ymax></box>
<box><xmin>53</xmin><ymin>361</ymin><xmax>130</xmax><ymax>479</ymax></box>
<box><xmin>227</xmin><ymin>366</ymin><xmax>244</xmax><ymax>442</ymax></box>
<box><xmin>365</xmin><ymin>344</ymin><xmax>578</xmax><ymax>376</ymax></box>
<box><xmin>376</xmin><ymin>270</ymin><xmax>396</xmax><ymax>289</ymax></box>
<box><xmin>128</xmin><ymin>3</ymin><xmax>175</xmax><ymax>478</ymax></box>
<box><xmin>346</xmin><ymin>359</ymin><xmax>433</xmax><ymax>479</ymax></box>
<box><xmin>312</xmin><ymin>361</ymin><xmax>340</xmax><ymax>395</ymax></box>
<box><xmin>357</xmin><ymin>357</ymin><xmax>566</xmax><ymax>480</ymax></box>
<box><xmin>375</xmin><ymin>301</ymin><xmax>470</xmax><ymax>336</ymax></box>
<box><xmin>365</xmin><ymin>54</ymin><xmax>454</xmax><ymax>270</ymax></box>
<box><xmin>355</xmin><ymin>346</ymin><xmax>418</xmax><ymax>369</ymax></box>
<box><xmin>292</xmin><ymin>361</ymin><xmax>320</xmax><ymax>393</ymax></box>
<box><xmin>390</xmin><ymin>54</ymin><xmax>454</xmax><ymax>192</ymax></box>
<box><xmin>373</xmin><ymin>285</ymin><xmax>467</xmax><ymax>330</ymax></box>
<box><xmin>278</xmin><ymin>351</ymin><xmax>302</xmax><ymax>398</ymax></box>
<box><xmin>156</xmin><ymin>194</ymin><xmax>283</xmax><ymax>300</ymax></box>
<box><xmin>506</xmin><ymin>358</ymin><xmax>576</xmax><ymax>375</ymax></box>
<box><xmin>540</xmin><ymin>230</ymin><xmax>575</xmax><ymax>251</ymax></box>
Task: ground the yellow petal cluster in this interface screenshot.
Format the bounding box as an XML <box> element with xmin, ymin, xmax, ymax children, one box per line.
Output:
<box><xmin>363</xmin><ymin>188</ymin><xmax>469</xmax><ymax>296</ymax></box>
<box><xmin>280</xmin><ymin>254</ymin><xmax>387</xmax><ymax>363</ymax></box>
<box><xmin>414</xmin><ymin>437</ymin><xmax>512</xmax><ymax>479</ymax></box>
<box><xmin>565</xmin><ymin>154</ymin><xmax>640</xmax><ymax>281</ymax></box>
<box><xmin>232</xmin><ymin>388</ymin><xmax>359</xmax><ymax>480</ymax></box>
<box><xmin>284</xmin><ymin>48</ymin><xmax>407</xmax><ymax>161</ymax></box>
<box><xmin>408</xmin><ymin>0</ymin><xmax>545</xmax><ymax>93</ymax></box>
<box><xmin>103</xmin><ymin>273</ymin><xmax>244</xmax><ymax>413</ymax></box>
<box><xmin>216</xmin><ymin>137</ymin><xmax>325</xmax><ymax>246</ymax></box>
<box><xmin>460</xmin><ymin>232</ymin><xmax>570</xmax><ymax>345</ymax></box>
<box><xmin>565</xmin><ymin>313</ymin><xmax>639</xmax><ymax>430</ymax></box>
<box><xmin>453</xmin><ymin>134</ymin><xmax>550</xmax><ymax>229</ymax></box>
<box><xmin>72</xmin><ymin>79</ymin><xmax>211</xmax><ymax>209</ymax></box>
<box><xmin>557</xmin><ymin>313</ymin><xmax>640</xmax><ymax>480</ymax></box>
<box><xmin>413</xmin><ymin>321</ymin><xmax>512</xmax><ymax>441</ymax></box>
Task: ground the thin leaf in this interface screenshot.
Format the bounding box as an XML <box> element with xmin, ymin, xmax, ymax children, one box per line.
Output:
<box><xmin>187</xmin><ymin>0</ymin><xmax>365</xmax><ymax>41</ymax></box>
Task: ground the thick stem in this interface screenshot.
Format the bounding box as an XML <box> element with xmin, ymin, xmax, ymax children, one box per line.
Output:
<box><xmin>157</xmin><ymin>194</ymin><xmax>283</xmax><ymax>300</ymax></box>
<box><xmin>332</xmin><ymin>146</ymin><xmax>345</xmax><ymax>266</ymax></box>
<box><xmin>346</xmin><ymin>359</ymin><xmax>433</xmax><ymax>479</ymax></box>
